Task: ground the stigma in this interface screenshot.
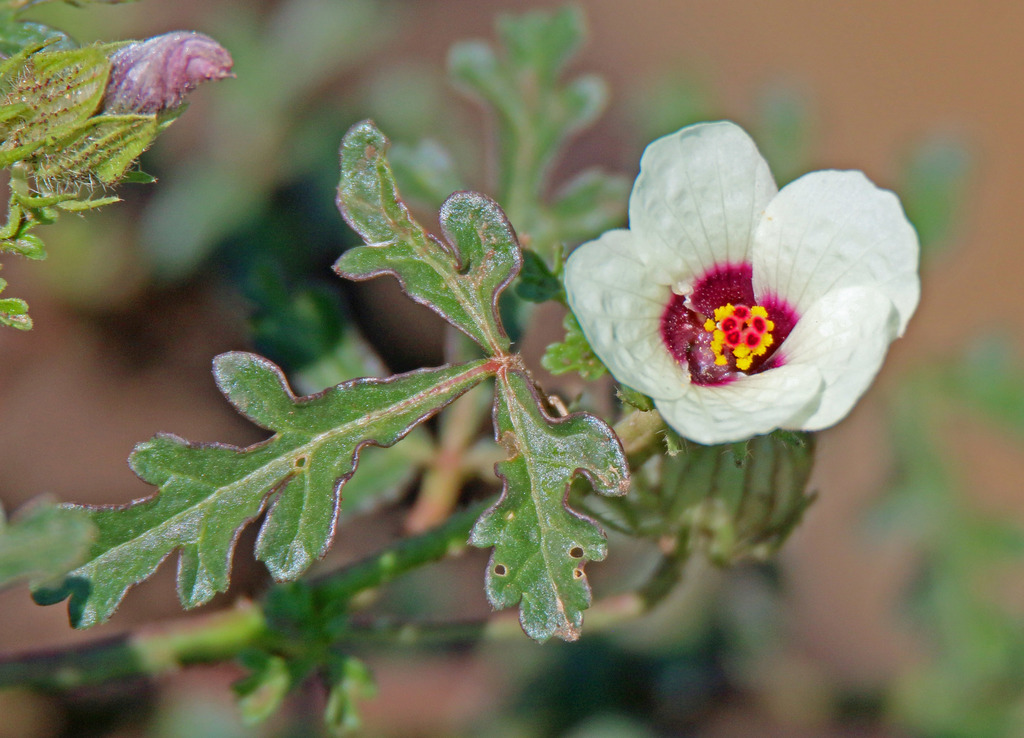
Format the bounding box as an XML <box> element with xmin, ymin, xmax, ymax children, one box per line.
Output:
<box><xmin>704</xmin><ymin>304</ymin><xmax>774</xmax><ymax>371</ymax></box>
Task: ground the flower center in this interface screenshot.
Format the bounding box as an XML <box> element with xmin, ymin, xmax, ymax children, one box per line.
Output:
<box><xmin>659</xmin><ymin>263</ymin><xmax>798</xmax><ymax>387</ymax></box>
<box><xmin>703</xmin><ymin>303</ymin><xmax>775</xmax><ymax>371</ymax></box>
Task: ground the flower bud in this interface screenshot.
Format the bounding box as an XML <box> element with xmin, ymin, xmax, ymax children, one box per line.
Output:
<box><xmin>102</xmin><ymin>31</ymin><xmax>233</xmax><ymax>115</ymax></box>
<box><xmin>668</xmin><ymin>431</ymin><xmax>816</xmax><ymax>565</ymax></box>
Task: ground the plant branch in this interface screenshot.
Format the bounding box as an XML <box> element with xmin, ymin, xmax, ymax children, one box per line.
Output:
<box><xmin>0</xmin><ymin>500</ymin><xmax>490</xmax><ymax>690</ymax></box>
<box><xmin>0</xmin><ymin>604</ymin><xmax>268</xmax><ymax>690</ymax></box>
<box><xmin>307</xmin><ymin>500</ymin><xmax>487</xmax><ymax>604</ymax></box>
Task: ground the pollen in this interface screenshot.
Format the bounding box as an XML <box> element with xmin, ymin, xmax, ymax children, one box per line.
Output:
<box><xmin>705</xmin><ymin>303</ymin><xmax>775</xmax><ymax>372</ymax></box>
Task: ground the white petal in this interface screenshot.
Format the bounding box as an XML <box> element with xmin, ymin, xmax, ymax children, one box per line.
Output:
<box><xmin>778</xmin><ymin>285</ymin><xmax>899</xmax><ymax>431</ymax></box>
<box><xmin>654</xmin><ymin>363</ymin><xmax>823</xmax><ymax>445</ymax></box>
<box><xmin>565</xmin><ymin>229</ymin><xmax>688</xmax><ymax>400</ymax></box>
<box><xmin>752</xmin><ymin>170</ymin><xmax>920</xmax><ymax>334</ymax></box>
<box><xmin>629</xmin><ymin>121</ymin><xmax>778</xmax><ymax>287</ymax></box>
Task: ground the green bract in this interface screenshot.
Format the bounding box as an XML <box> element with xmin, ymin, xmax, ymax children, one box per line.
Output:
<box><xmin>0</xmin><ymin>25</ymin><xmax>231</xmax><ymax>328</ymax></box>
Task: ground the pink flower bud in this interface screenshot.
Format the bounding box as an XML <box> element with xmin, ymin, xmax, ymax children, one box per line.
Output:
<box><xmin>103</xmin><ymin>31</ymin><xmax>233</xmax><ymax>114</ymax></box>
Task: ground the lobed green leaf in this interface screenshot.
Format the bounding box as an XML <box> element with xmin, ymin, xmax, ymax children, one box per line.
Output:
<box><xmin>471</xmin><ymin>366</ymin><xmax>629</xmax><ymax>642</ymax></box>
<box><xmin>334</xmin><ymin>120</ymin><xmax>520</xmax><ymax>355</ymax></box>
<box><xmin>33</xmin><ymin>353</ymin><xmax>494</xmax><ymax>628</ymax></box>
<box><xmin>447</xmin><ymin>7</ymin><xmax>610</xmax><ymax>259</ymax></box>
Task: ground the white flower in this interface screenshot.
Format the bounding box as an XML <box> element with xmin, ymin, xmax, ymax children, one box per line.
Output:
<box><xmin>564</xmin><ymin>121</ymin><xmax>920</xmax><ymax>444</ymax></box>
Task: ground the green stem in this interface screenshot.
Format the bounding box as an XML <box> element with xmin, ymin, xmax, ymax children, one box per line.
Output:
<box><xmin>0</xmin><ymin>501</ymin><xmax>490</xmax><ymax>690</ymax></box>
<box><xmin>343</xmin><ymin>593</ymin><xmax>648</xmax><ymax>645</ymax></box>
<box><xmin>0</xmin><ymin>604</ymin><xmax>269</xmax><ymax>690</ymax></box>
<box><xmin>309</xmin><ymin>501</ymin><xmax>487</xmax><ymax>604</ymax></box>
<box><xmin>613</xmin><ymin>409</ymin><xmax>665</xmax><ymax>465</ymax></box>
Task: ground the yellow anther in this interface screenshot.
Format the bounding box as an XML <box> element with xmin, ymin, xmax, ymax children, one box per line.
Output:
<box><xmin>713</xmin><ymin>304</ymin><xmax>734</xmax><ymax>322</ymax></box>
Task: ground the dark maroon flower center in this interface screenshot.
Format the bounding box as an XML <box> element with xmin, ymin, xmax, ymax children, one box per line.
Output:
<box><xmin>660</xmin><ymin>263</ymin><xmax>798</xmax><ymax>386</ymax></box>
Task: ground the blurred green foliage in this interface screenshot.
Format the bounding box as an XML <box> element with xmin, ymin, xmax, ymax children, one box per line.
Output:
<box><xmin>875</xmin><ymin>347</ymin><xmax>1024</xmax><ymax>738</ymax></box>
<box><xmin>0</xmin><ymin>500</ymin><xmax>94</xmax><ymax>590</ymax></box>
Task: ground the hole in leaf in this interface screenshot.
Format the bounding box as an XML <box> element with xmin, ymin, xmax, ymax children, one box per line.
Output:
<box><xmin>493</xmin><ymin>564</ymin><xmax>507</xmax><ymax>577</ymax></box>
<box><xmin>294</xmin><ymin>455</ymin><xmax>309</xmax><ymax>469</ymax></box>
<box><xmin>569</xmin><ymin>546</ymin><xmax>584</xmax><ymax>559</ymax></box>
<box><xmin>573</xmin><ymin>568</ymin><xmax>584</xmax><ymax>579</ymax></box>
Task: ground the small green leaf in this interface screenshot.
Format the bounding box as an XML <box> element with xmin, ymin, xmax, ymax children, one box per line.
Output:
<box><xmin>233</xmin><ymin>651</ymin><xmax>293</xmax><ymax>725</ymax></box>
<box><xmin>1</xmin><ymin>231</ymin><xmax>45</xmax><ymax>258</ymax></box>
<box><xmin>541</xmin><ymin>312</ymin><xmax>607</xmax><ymax>380</ymax></box>
<box><xmin>34</xmin><ymin>354</ymin><xmax>494</xmax><ymax>628</ymax></box>
<box><xmin>471</xmin><ymin>367</ymin><xmax>629</xmax><ymax>642</ymax></box>
<box><xmin>0</xmin><ymin>501</ymin><xmax>94</xmax><ymax>590</ymax></box>
<box><xmin>335</xmin><ymin>121</ymin><xmax>520</xmax><ymax>355</ymax></box>
<box><xmin>324</xmin><ymin>655</ymin><xmax>376</xmax><ymax>736</ymax></box>
<box><xmin>0</xmin><ymin>294</ymin><xmax>30</xmax><ymax>329</ymax></box>
<box><xmin>447</xmin><ymin>7</ymin><xmax>610</xmax><ymax>260</ymax></box>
